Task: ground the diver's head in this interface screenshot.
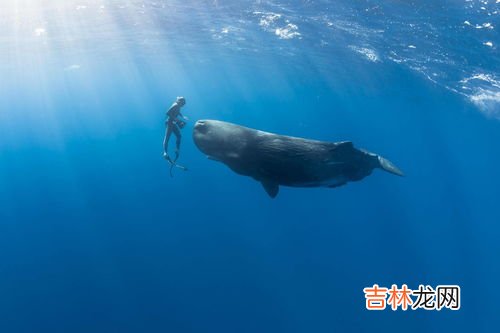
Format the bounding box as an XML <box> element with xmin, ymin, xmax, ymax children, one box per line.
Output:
<box><xmin>176</xmin><ymin>96</ymin><xmax>186</xmax><ymax>106</ymax></box>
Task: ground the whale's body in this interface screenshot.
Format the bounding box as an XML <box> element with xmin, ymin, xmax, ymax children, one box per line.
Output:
<box><xmin>193</xmin><ymin>120</ymin><xmax>403</xmax><ymax>198</ymax></box>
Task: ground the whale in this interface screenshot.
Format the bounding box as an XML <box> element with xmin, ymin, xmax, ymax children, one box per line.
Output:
<box><xmin>193</xmin><ymin>120</ymin><xmax>403</xmax><ymax>198</ymax></box>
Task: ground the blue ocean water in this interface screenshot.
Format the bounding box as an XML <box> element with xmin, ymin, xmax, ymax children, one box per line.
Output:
<box><xmin>0</xmin><ymin>1</ymin><xmax>499</xmax><ymax>332</ymax></box>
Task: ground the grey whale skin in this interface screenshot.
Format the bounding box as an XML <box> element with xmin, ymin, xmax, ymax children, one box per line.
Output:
<box><xmin>193</xmin><ymin>120</ymin><xmax>403</xmax><ymax>198</ymax></box>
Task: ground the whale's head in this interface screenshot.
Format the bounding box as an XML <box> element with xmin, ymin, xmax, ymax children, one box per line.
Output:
<box><xmin>193</xmin><ymin>119</ymin><xmax>249</xmax><ymax>162</ymax></box>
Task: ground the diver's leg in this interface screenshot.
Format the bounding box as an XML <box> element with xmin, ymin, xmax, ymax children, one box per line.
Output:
<box><xmin>163</xmin><ymin>124</ymin><xmax>173</xmax><ymax>158</ymax></box>
<box><xmin>173</xmin><ymin>125</ymin><xmax>181</xmax><ymax>161</ymax></box>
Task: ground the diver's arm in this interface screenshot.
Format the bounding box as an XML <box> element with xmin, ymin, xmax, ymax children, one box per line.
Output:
<box><xmin>179</xmin><ymin>113</ymin><xmax>189</xmax><ymax>121</ymax></box>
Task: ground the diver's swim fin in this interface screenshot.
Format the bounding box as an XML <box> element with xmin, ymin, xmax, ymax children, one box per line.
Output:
<box><xmin>169</xmin><ymin>162</ymin><xmax>187</xmax><ymax>177</ymax></box>
<box><xmin>164</xmin><ymin>153</ymin><xmax>188</xmax><ymax>177</ymax></box>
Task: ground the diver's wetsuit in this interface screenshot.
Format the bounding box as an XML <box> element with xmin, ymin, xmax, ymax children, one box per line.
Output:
<box><xmin>164</xmin><ymin>102</ymin><xmax>183</xmax><ymax>160</ymax></box>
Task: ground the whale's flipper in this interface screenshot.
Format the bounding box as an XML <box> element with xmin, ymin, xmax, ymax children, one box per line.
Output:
<box><xmin>377</xmin><ymin>156</ymin><xmax>404</xmax><ymax>176</ymax></box>
<box><xmin>261</xmin><ymin>180</ymin><xmax>279</xmax><ymax>198</ymax></box>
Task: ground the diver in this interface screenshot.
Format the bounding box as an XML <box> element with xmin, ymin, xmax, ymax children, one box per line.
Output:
<box><xmin>163</xmin><ymin>96</ymin><xmax>188</xmax><ymax>174</ymax></box>
<box><xmin>163</xmin><ymin>96</ymin><xmax>187</xmax><ymax>161</ymax></box>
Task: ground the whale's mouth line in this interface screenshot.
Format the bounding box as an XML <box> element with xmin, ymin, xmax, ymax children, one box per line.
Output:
<box><xmin>207</xmin><ymin>155</ymin><xmax>220</xmax><ymax>162</ymax></box>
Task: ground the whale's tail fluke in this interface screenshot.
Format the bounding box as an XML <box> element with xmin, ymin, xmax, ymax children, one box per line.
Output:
<box><xmin>377</xmin><ymin>155</ymin><xmax>404</xmax><ymax>176</ymax></box>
